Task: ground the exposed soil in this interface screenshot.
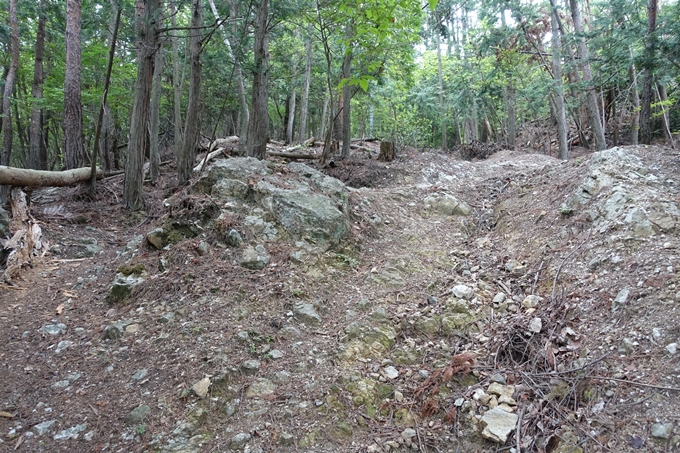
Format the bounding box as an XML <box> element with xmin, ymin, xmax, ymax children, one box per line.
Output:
<box><xmin>1</xmin><ymin>144</ymin><xmax>679</xmax><ymax>453</ymax></box>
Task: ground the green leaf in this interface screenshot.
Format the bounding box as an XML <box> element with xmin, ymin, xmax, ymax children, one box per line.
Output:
<box><xmin>359</xmin><ymin>79</ymin><xmax>369</xmax><ymax>91</ymax></box>
<box><xmin>428</xmin><ymin>0</ymin><xmax>438</xmax><ymax>11</ymax></box>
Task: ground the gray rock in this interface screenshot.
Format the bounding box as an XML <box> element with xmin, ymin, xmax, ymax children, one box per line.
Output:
<box><xmin>33</xmin><ymin>420</ymin><xmax>56</xmax><ymax>436</ymax></box>
<box><xmin>268</xmin><ymin>349</ymin><xmax>284</xmax><ymax>359</ymax></box>
<box><xmin>83</xmin><ymin>430</ymin><xmax>95</xmax><ymax>441</ymax></box>
<box><xmin>159</xmin><ymin>312</ymin><xmax>175</xmax><ymax>323</ymax></box>
<box><xmin>40</xmin><ymin>323</ymin><xmax>66</xmax><ymax>335</ymax></box>
<box><xmin>490</xmin><ymin>374</ymin><xmax>507</xmax><ymax>385</ymax></box>
<box><xmin>125</xmin><ymin>235</ymin><xmax>144</xmax><ymax>252</ymax></box>
<box><xmin>278</xmin><ymin>432</ymin><xmax>295</xmax><ymax>445</ymax></box>
<box><xmin>132</xmin><ymin>369</ymin><xmax>148</xmax><ymax>381</ymax></box>
<box><xmin>451</xmin><ymin>284</ymin><xmax>474</xmax><ymax>300</ymax></box>
<box><xmin>528</xmin><ymin>317</ymin><xmax>542</xmax><ymax>333</ymax></box>
<box><xmin>0</xmin><ymin>206</ymin><xmax>9</xmax><ymax>238</ymax></box>
<box><xmin>401</xmin><ymin>428</ymin><xmax>417</xmax><ymax>439</ymax></box>
<box><xmin>424</xmin><ymin>193</ymin><xmax>471</xmax><ymax>216</ymax></box>
<box><xmin>651</xmin><ymin>423</ymin><xmax>673</xmax><ymax>439</ymax></box>
<box><xmin>244</xmin><ymin>215</ymin><xmax>279</xmax><ymax>240</ymax></box>
<box><xmin>481</xmin><ymin>407</ymin><xmax>518</xmax><ymax>443</ymax></box>
<box><xmin>522</xmin><ymin>295</ymin><xmax>541</xmax><ymax>308</ymax></box>
<box><xmin>54</xmin><ymin>424</ymin><xmax>87</xmax><ymax>440</ymax></box>
<box><xmin>230</xmin><ymin>432</ymin><xmax>252</xmax><ymax>449</ymax></box>
<box><xmin>241</xmin><ymin>359</ymin><xmax>261</xmax><ymax>376</ymax></box>
<box><xmin>146</xmin><ymin>228</ymin><xmax>168</xmax><ymax>249</ymax></box>
<box><xmin>70</xmin><ymin>238</ymin><xmax>103</xmax><ymax>258</ymax></box>
<box><xmin>666</xmin><ymin>343</ymin><xmax>678</xmax><ymax>355</ymax></box>
<box><xmin>505</xmin><ymin>260</ymin><xmax>526</xmax><ymax>275</ymax></box>
<box><xmin>106</xmin><ymin>273</ymin><xmax>146</xmax><ymax>304</ymax></box>
<box><xmin>196</xmin><ymin>157</ymin><xmax>268</xmax><ymax>193</ymax></box>
<box><xmin>125</xmin><ymin>405</ymin><xmax>151</xmax><ymax>426</ymax></box>
<box><xmin>273</xmin><ymin>371</ymin><xmax>291</xmax><ymax>383</ymax></box>
<box><xmin>279</xmin><ymin>325</ymin><xmax>303</xmax><ymax>340</ymax></box>
<box><xmin>225</xmin><ymin>229</ymin><xmax>243</xmax><ymax>247</ymax></box>
<box><xmin>196</xmin><ymin>241</ymin><xmax>209</xmax><ymax>256</ymax></box>
<box><xmin>612</xmin><ymin>288</ymin><xmax>630</xmax><ymax>312</ymax></box>
<box><xmin>293</xmin><ymin>302</ymin><xmax>322</xmax><ymax>326</ymax></box>
<box><xmin>240</xmin><ymin>245</ymin><xmax>271</xmax><ymax>270</ymax></box>
<box><xmin>55</xmin><ymin>340</ymin><xmax>74</xmax><ymax>353</ymax></box>
<box><xmin>492</xmin><ymin>293</ymin><xmax>506</xmax><ymax>304</ymax></box>
<box><xmin>383</xmin><ymin>366</ymin><xmax>399</xmax><ymax>380</ymax></box>
<box><xmin>104</xmin><ymin>320</ymin><xmax>136</xmax><ymax>340</ymax></box>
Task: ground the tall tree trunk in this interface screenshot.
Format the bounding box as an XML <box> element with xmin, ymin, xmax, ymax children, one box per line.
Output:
<box><xmin>179</xmin><ymin>0</ymin><xmax>202</xmax><ymax>183</ymax></box>
<box><xmin>639</xmin><ymin>0</ymin><xmax>657</xmax><ymax>145</ymax></box>
<box><xmin>569</xmin><ymin>0</ymin><xmax>606</xmax><ymax>150</ymax></box>
<box><xmin>298</xmin><ymin>24</ymin><xmax>313</xmax><ymax>142</ymax></box>
<box><xmin>286</xmin><ymin>32</ymin><xmax>299</xmax><ymax>144</ymax></box>
<box><xmin>247</xmin><ymin>0</ymin><xmax>270</xmax><ymax>160</ymax></box>
<box><xmin>506</xmin><ymin>84</ymin><xmax>516</xmax><ymax>148</ymax></box>
<box><xmin>124</xmin><ymin>0</ymin><xmax>160</xmax><ymax>210</ymax></box>
<box><xmin>29</xmin><ymin>0</ymin><xmax>47</xmax><ymax>170</ymax></box>
<box><xmin>340</xmin><ymin>28</ymin><xmax>352</xmax><ymax>159</ymax></box>
<box><xmin>172</xmin><ymin>12</ymin><xmax>183</xmax><ymax>161</ymax></box>
<box><xmin>149</xmin><ymin>24</ymin><xmax>164</xmax><ymax>182</ymax></box>
<box><xmin>657</xmin><ymin>84</ymin><xmax>672</xmax><ymax>143</ymax></box>
<box><xmin>629</xmin><ymin>49</ymin><xmax>640</xmax><ymax>145</ymax></box>
<box><xmin>550</xmin><ymin>0</ymin><xmax>569</xmax><ymax>160</ymax></box>
<box><xmin>436</xmin><ymin>26</ymin><xmax>447</xmax><ymax>150</ymax></box>
<box><xmin>64</xmin><ymin>0</ymin><xmax>83</xmax><ymax>169</ymax></box>
<box><xmin>1</xmin><ymin>0</ymin><xmax>19</xmax><ymax>174</ymax></box>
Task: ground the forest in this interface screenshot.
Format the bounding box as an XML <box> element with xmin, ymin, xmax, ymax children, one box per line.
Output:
<box><xmin>0</xmin><ymin>0</ymin><xmax>679</xmax><ymax>209</ymax></box>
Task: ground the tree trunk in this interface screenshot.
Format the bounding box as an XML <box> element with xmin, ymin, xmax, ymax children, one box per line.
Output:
<box><xmin>550</xmin><ymin>0</ymin><xmax>569</xmax><ymax>160</ymax></box>
<box><xmin>28</xmin><ymin>1</ymin><xmax>47</xmax><ymax>170</ymax></box>
<box><xmin>0</xmin><ymin>165</ymin><xmax>102</xmax><ymax>187</ymax></box>
<box><xmin>64</xmin><ymin>0</ymin><xmax>83</xmax><ymax>169</ymax></box>
<box><xmin>340</xmin><ymin>31</ymin><xmax>352</xmax><ymax>160</ymax></box>
<box><xmin>172</xmin><ymin>13</ymin><xmax>184</xmax><ymax>161</ymax></box>
<box><xmin>378</xmin><ymin>141</ymin><xmax>395</xmax><ymax>162</ymax></box>
<box><xmin>436</xmin><ymin>26</ymin><xmax>447</xmax><ymax>150</ymax></box>
<box><xmin>149</xmin><ymin>26</ymin><xmax>163</xmax><ymax>182</ymax></box>
<box><xmin>506</xmin><ymin>84</ymin><xmax>516</xmax><ymax>148</ymax></box>
<box><xmin>124</xmin><ymin>0</ymin><xmax>160</xmax><ymax>210</ymax></box>
<box><xmin>639</xmin><ymin>0</ymin><xmax>657</xmax><ymax>145</ymax></box>
<box><xmin>629</xmin><ymin>49</ymin><xmax>640</xmax><ymax>145</ymax></box>
<box><xmin>1</xmin><ymin>0</ymin><xmax>19</xmax><ymax>170</ymax></box>
<box><xmin>247</xmin><ymin>0</ymin><xmax>270</xmax><ymax>160</ymax></box>
<box><xmin>178</xmin><ymin>0</ymin><xmax>202</xmax><ymax>184</ymax></box>
<box><xmin>298</xmin><ymin>24</ymin><xmax>313</xmax><ymax>143</ymax></box>
<box><xmin>657</xmin><ymin>84</ymin><xmax>672</xmax><ymax>143</ymax></box>
<box><xmin>569</xmin><ymin>0</ymin><xmax>606</xmax><ymax>150</ymax></box>
<box><xmin>286</xmin><ymin>32</ymin><xmax>299</xmax><ymax>144</ymax></box>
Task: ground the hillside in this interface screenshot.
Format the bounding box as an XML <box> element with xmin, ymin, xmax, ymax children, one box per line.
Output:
<box><xmin>1</xmin><ymin>144</ymin><xmax>679</xmax><ymax>453</ymax></box>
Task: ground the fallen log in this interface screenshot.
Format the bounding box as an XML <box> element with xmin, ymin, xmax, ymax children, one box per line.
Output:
<box><xmin>194</xmin><ymin>148</ymin><xmax>227</xmax><ymax>172</ymax></box>
<box><xmin>266</xmin><ymin>151</ymin><xmax>319</xmax><ymax>159</ymax></box>
<box><xmin>0</xmin><ymin>166</ymin><xmax>102</xmax><ymax>187</ymax></box>
<box><xmin>303</xmin><ymin>136</ymin><xmax>315</xmax><ymax>147</ymax></box>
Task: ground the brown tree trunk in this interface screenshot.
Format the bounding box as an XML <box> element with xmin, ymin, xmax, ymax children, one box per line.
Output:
<box><xmin>172</xmin><ymin>12</ymin><xmax>183</xmax><ymax>161</ymax></box>
<box><xmin>149</xmin><ymin>19</ymin><xmax>164</xmax><ymax>183</ymax></box>
<box><xmin>340</xmin><ymin>31</ymin><xmax>352</xmax><ymax>159</ymax></box>
<box><xmin>247</xmin><ymin>0</ymin><xmax>270</xmax><ymax>160</ymax></box>
<box><xmin>0</xmin><ymin>165</ymin><xmax>101</xmax><ymax>187</ymax></box>
<box><xmin>629</xmin><ymin>49</ymin><xmax>640</xmax><ymax>145</ymax></box>
<box><xmin>506</xmin><ymin>84</ymin><xmax>516</xmax><ymax>148</ymax></box>
<box><xmin>1</xmin><ymin>0</ymin><xmax>19</xmax><ymax>169</ymax></box>
<box><xmin>437</xmin><ymin>26</ymin><xmax>447</xmax><ymax>150</ymax></box>
<box><xmin>64</xmin><ymin>0</ymin><xmax>83</xmax><ymax>169</ymax></box>
<box><xmin>550</xmin><ymin>0</ymin><xmax>569</xmax><ymax>160</ymax></box>
<box><xmin>378</xmin><ymin>141</ymin><xmax>395</xmax><ymax>162</ymax></box>
<box><xmin>298</xmin><ymin>24</ymin><xmax>313</xmax><ymax>143</ymax></box>
<box><xmin>124</xmin><ymin>0</ymin><xmax>160</xmax><ymax>210</ymax></box>
<box><xmin>28</xmin><ymin>0</ymin><xmax>47</xmax><ymax>170</ymax></box>
<box><xmin>178</xmin><ymin>0</ymin><xmax>202</xmax><ymax>184</ymax></box>
<box><xmin>640</xmin><ymin>0</ymin><xmax>657</xmax><ymax>145</ymax></box>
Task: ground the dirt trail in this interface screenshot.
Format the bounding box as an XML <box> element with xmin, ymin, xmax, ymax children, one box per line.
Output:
<box><xmin>1</xmin><ymin>146</ymin><xmax>679</xmax><ymax>452</ymax></box>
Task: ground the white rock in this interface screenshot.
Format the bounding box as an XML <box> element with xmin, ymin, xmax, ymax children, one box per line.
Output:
<box><xmin>666</xmin><ymin>343</ymin><xmax>678</xmax><ymax>355</ymax></box>
<box><xmin>451</xmin><ymin>284</ymin><xmax>475</xmax><ymax>300</ymax></box>
<box><xmin>528</xmin><ymin>317</ymin><xmax>542</xmax><ymax>333</ymax></box>
<box><xmin>383</xmin><ymin>366</ymin><xmax>399</xmax><ymax>380</ymax></box>
<box><xmin>481</xmin><ymin>407</ymin><xmax>518</xmax><ymax>443</ymax></box>
<box><xmin>192</xmin><ymin>377</ymin><xmax>211</xmax><ymax>398</ymax></box>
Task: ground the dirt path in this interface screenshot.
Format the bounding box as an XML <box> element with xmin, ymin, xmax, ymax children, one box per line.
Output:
<box><xmin>1</xmin><ymin>146</ymin><xmax>679</xmax><ymax>452</ymax></box>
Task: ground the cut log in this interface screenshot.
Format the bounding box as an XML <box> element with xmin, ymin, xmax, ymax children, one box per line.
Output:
<box><xmin>303</xmin><ymin>136</ymin><xmax>315</xmax><ymax>147</ymax></box>
<box><xmin>266</xmin><ymin>151</ymin><xmax>319</xmax><ymax>159</ymax></box>
<box><xmin>378</xmin><ymin>141</ymin><xmax>395</xmax><ymax>162</ymax></box>
<box><xmin>0</xmin><ymin>166</ymin><xmax>102</xmax><ymax>187</ymax></box>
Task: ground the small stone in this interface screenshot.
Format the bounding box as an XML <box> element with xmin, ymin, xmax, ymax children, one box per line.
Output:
<box><xmin>273</xmin><ymin>370</ymin><xmax>291</xmax><ymax>383</ymax></box>
<box><xmin>481</xmin><ymin>407</ymin><xmax>518</xmax><ymax>443</ymax></box>
<box><xmin>652</xmin><ymin>328</ymin><xmax>662</xmax><ymax>340</ymax></box>
<box><xmin>278</xmin><ymin>432</ymin><xmax>295</xmax><ymax>445</ymax></box>
<box><xmin>240</xmin><ymin>245</ymin><xmax>270</xmax><ymax>270</ymax></box>
<box><xmin>33</xmin><ymin>420</ymin><xmax>56</xmax><ymax>436</ymax></box>
<box><xmin>394</xmin><ymin>391</ymin><xmax>404</xmax><ymax>402</ymax></box>
<box><xmin>159</xmin><ymin>312</ymin><xmax>175</xmax><ymax>323</ymax></box>
<box><xmin>666</xmin><ymin>343</ymin><xmax>678</xmax><ymax>355</ymax></box>
<box><xmin>280</xmin><ymin>325</ymin><xmax>303</xmax><ymax>340</ymax></box>
<box><xmin>226</xmin><ymin>229</ymin><xmax>244</xmax><ymax>247</ymax></box>
<box><xmin>487</xmin><ymin>383</ymin><xmax>515</xmax><ymax>400</ymax></box>
<box><xmin>241</xmin><ymin>359</ymin><xmax>261</xmax><ymax>376</ymax></box>
<box><xmin>40</xmin><ymin>324</ymin><xmax>67</xmax><ymax>335</ymax></box>
<box><xmin>245</xmin><ymin>378</ymin><xmax>276</xmax><ymax>398</ymax></box>
<box><xmin>125</xmin><ymin>405</ymin><xmax>150</xmax><ymax>426</ymax></box>
<box><xmin>492</xmin><ymin>293</ymin><xmax>506</xmax><ymax>304</ymax></box>
<box><xmin>612</xmin><ymin>288</ymin><xmax>630</xmax><ymax>312</ymax></box>
<box><xmin>55</xmin><ymin>340</ymin><xmax>74</xmax><ymax>353</ymax></box>
<box><xmin>620</xmin><ymin>338</ymin><xmax>636</xmax><ymax>354</ymax></box>
<box><xmin>192</xmin><ymin>377</ymin><xmax>211</xmax><ymax>398</ymax></box>
<box><xmin>230</xmin><ymin>432</ymin><xmax>252</xmax><ymax>449</ymax></box>
<box><xmin>54</xmin><ymin>424</ymin><xmax>87</xmax><ymax>440</ymax></box>
<box><xmin>293</xmin><ymin>302</ymin><xmax>322</xmax><ymax>326</ymax></box>
<box><xmin>401</xmin><ymin>428</ymin><xmax>416</xmax><ymax>439</ymax></box>
<box><xmin>528</xmin><ymin>317</ymin><xmax>542</xmax><ymax>333</ymax></box>
<box><xmin>125</xmin><ymin>323</ymin><xmax>139</xmax><ymax>333</ymax></box>
<box><xmin>489</xmin><ymin>373</ymin><xmax>507</xmax><ymax>385</ymax></box>
<box><xmin>83</xmin><ymin>430</ymin><xmax>95</xmax><ymax>441</ymax></box>
<box><xmin>522</xmin><ymin>295</ymin><xmax>540</xmax><ymax>308</ymax></box>
<box><xmin>505</xmin><ymin>260</ymin><xmax>526</xmax><ymax>275</ymax></box>
<box><xmin>383</xmin><ymin>366</ymin><xmax>399</xmax><ymax>380</ymax></box>
<box><xmin>268</xmin><ymin>349</ymin><xmax>284</xmax><ymax>359</ymax></box>
<box><xmin>451</xmin><ymin>284</ymin><xmax>475</xmax><ymax>300</ymax></box>
<box><xmin>651</xmin><ymin>423</ymin><xmax>673</xmax><ymax>440</ymax></box>
<box><xmin>131</xmin><ymin>369</ymin><xmax>148</xmax><ymax>381</ymax></box>
<box><xmin>196</xmin><ymin>241</ymin><xmax>209</xmax><ymax>256</ymax></box>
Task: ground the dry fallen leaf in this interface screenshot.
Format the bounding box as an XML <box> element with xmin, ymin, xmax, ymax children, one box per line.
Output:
<box><xmin>56</xmin><ymin>303</ymin><xmax>65</xmax><ymax>315</ymax></box>
<box><xmin>0</xmin><ymin>411</ymin><xmax>13</xmax><ymax>418</ymax></box>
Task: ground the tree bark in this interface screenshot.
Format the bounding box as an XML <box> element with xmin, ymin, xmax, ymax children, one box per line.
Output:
<box><xmin>124</xmin><ymin>0</ymin><xmax>160</xmax><ymax>210</ymax></box>
<box><xmin>178</xmin><ymin>0</ymin><xmax>202</xmax><ymax>184</ymax></box>
<box><xmin>28</xmin><ymin>0</ymin><xmax>47</xmax><ymax>170</ymax></box>
<box><xmin>247</xmin><ymin>0</ymin><xmax>270</xmax><ymax>160</ymax></box>
<box><xmin>172</xmin><ymin>12</ymin><xmax>184</xmax><ymax>161</ymax></box>
<box><xmin>569</xmin><ymin>0</ymin><xmax>606</xmax><ymax>150</ymax></box>
<box><xmin>0</xmin><ymin>165</ymin><xmax>102</xmax><ymax>187</ymax></box>
<box><xmin>436</xmin><ymin>26</ymin><xmax>447</xmax><ymax>150</ymax></box>
<box><xmin>506</xmin><ymin>84</ymin><xmax>516</xmax><ymax>148</ymax></box>
<box><xmin>629</xmin><ymin>49</ymin><xmax>640</xmax><ymax>145</ymax></box>
<box><xmin>1</xmin><ymin>0</ymin><xmax>19</xmax><ymax>169</ymax></box>
<box><xmin>298</xmin><ymin>24</ymin><xmax>313</xmax><ymax>143</ymax></box>
<box><xmin>149</xmin><ymin>22</ymin><xmax>164</xmax><ymax>183</ymax></box>
<box><xmin>639</xmin><ymin>0</ymin><xmax>657</xmax><ymax>145</ymax></box>
<box><xmin>657</xmin><ymin>84</ymin><xmax>672</xmax><ymax>143</ymax></box>
<box><xmin>550</xmin><ymin>0</ymin><xmax>569</xmax><ymax>160</ymax></box>
<box><xmin>64</xmin><ymin>0</ymin><xmax>84</xmax><ymax>169</ymax></box>
<box><xmin>286</xmin><ymin>32</ymin><xmax>299</xmax><ymax>144</ymax></box>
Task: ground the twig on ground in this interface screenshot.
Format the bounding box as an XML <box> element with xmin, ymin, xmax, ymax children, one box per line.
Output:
<box><xmin>551</xmin><ymin>229</ymin><xmax>592</xmax><ymax>302</ymax></box>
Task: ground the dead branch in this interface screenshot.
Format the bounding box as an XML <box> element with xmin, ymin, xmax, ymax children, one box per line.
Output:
<box><xmin>266</xmin><ymin>151</ymin><xmax>319</xmax><ymax>160</ymax></box>
<box><xmin>0</xmin><ymin>166</ymin><xmax>103</xmax><ymax>187</ymax></box>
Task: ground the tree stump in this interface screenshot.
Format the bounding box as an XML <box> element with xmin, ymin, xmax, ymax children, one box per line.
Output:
<box><xmin>378</xmin><ymin>141</ymin><xmax>395</xmax><ymax>162</ymax></box>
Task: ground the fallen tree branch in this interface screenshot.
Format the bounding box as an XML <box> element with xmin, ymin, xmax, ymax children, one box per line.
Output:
<box><xmin>0</xmin><ymin>166</ymin><xmax>102</xmax><ymax>187</ymax></box>
<box><xmin>194</xmin><ymin>148</ymin><xmax>227</xmax><ymax>173</ymax></box>
<box><xmin>266</xmin><ymin>151</ymin><xmax>319</xmax><ymax>159</ymax></box>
